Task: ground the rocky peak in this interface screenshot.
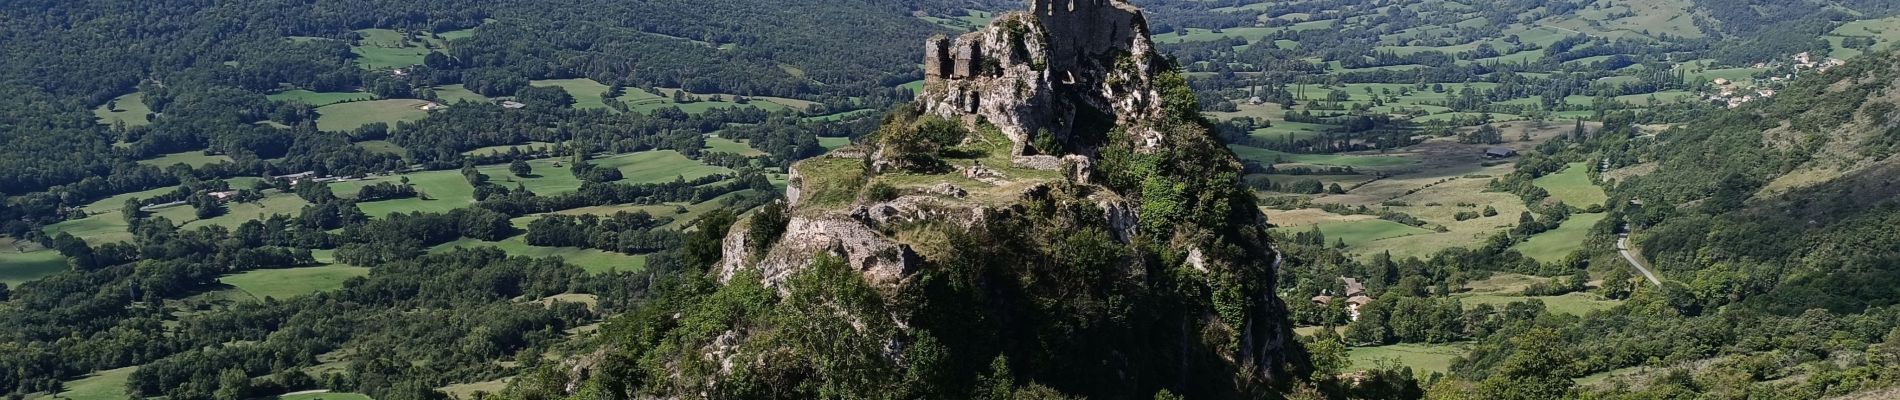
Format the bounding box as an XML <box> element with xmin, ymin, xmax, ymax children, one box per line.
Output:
<box><xmin>917</xmin><ymin>0</ymin><xmax>1164</xmax><ymax>157</ymax></box>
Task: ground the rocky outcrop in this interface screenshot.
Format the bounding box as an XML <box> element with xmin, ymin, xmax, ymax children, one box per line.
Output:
<box><xmin>917</xmin><ymin>0</ymin><xmax>1165</xmax><ymax>155</ymax></box>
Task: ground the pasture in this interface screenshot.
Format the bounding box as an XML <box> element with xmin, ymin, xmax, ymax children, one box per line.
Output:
<box><xmin>433</xmin><ymin>236</ymin><xmax>646</xmax><ymax>275</ymax></box>
<box><xmin>705</xmin><ymin>136</ymin><xmax>767</xmax><ymax>156</ymax></box>
<box><xmin>0</xmin><ymin>241</ymin><xmax>67</xmax><ymax>286</ymax></box>
<box><xmin>137</xmin><ymin>151</ymin><xmax>233</xmax><ymax>168</ymax></box>
<box><xmin>1228</xmin><ymin>145</ymin><xmax>1414</xmax><ymax>168</ymax></box>
<box><xmin>268</xmin><ymin>90</ymin><xmax>375</xmax><ymax>106</ymax></box>
<box><xmin>52</xmin><ymin>366</ymin><xmax>137</xmax><ymax>400</ymax></box>
<box><xmin>349</xmin><ymin>28</ymin><xmax>472</xmax><ymax>70</ymax></box>
<box><xmin>531</xmin><ymin>78</ymin><xmax>618</xmax><ymax>110</ymax></box>
<box><xmin>315</xmin><ymin>99</ymin><xmax>431</xmax><ymax>132</ymax></box>
<box><xmin>1533</xmin><ymin>162</ymin><xmax>1609</xmax><ymax>207</ymax></box>
<box><xmin>1511</xmin><ymin>213</ymin><xmax>1609</xmax><ymax>263</ymax></box>
<box><xmin>93</xmin><ymin>91</ymin><xmax>153</xmax><ymax>128</ymax></box>
<box><xmin>431</xmin><ymin>84</ymin><xmax>492</xmax><ymax>104</ymax></box>
<box><xmin>1348</xmin><ymin>343</ymin><xmax>1469</xmax><ymax>377</ymax></box>
<box><xmin>1272</xmin><ymin>219</ymin><xmax>1432</xmax><ymax>248</ymax></box>
<box><xmin>220</xmin><ymin>265</ymin><xmax>369</xmax><ymax>300</ymax></box>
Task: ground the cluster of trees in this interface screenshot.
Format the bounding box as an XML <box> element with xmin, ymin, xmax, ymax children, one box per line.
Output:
<box><xmin>524</xmin><ymin>211</ymin><xmax>681</xmax><ymax>254</ymax></box>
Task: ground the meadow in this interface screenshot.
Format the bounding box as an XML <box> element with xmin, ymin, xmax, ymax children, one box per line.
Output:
<box><xmin>1272</xmin><ymin>219</ymin><xmax>1432</xmax><ymax>248</ymax></box>
<box><xmin>220</xmin><ymin>265</ymin><xmax>369</xmax><ymax>300</ymax></box>
<box><xmin>267</xmin><ymin>90</ymin><xmax>375</xmax><ymax>106</ymax></box>
<box><xmin>51</xmin><ymin>366</ymin><xmax>137</xmax><ymax>400</ymax></box>
<box><xmin>1532</xmin><ymin>162</ymin><xmax>1609</xmax><ymax>207</ymax></box>
<box><xmin>137</xmin><ymin>151</ymin><xmax>233</xmax><ymax>168</ymax></box>
<box><xmin>0</xmin><ymin>241</ymin><xmax>67</xmax><ymax>286</ymax></box>
<box><xmin>1511</xmin><ymin>213</ymin><xmax>1609</xmax><ymax>263</ymax></box>
<box><xmin>93</xmin><ymin>91</ymin><xmax>152</xmax><ymax>127</ymax></box>
<box><xmin>432</xmin><ymin>236</ymin><xmax>646</xmax><ymax>275</ymax></box>
<box><xmin>1347</xmin><ymin>343</ymin><xmax>1469</xmax><ymax>377</ymax></box>
<box><xmin>349</xmin><ymin>28</ymin><xmax>474</xmax><ymax>70</ymax></box>
<box><xmin>1227</xmin><ymin>145</ymin><xmax>1415</xmax><ymax>168</ymax></box>
<box><xmin>314</xmin><ymin>99</ymin><xmax>430</xmax><ymax>132</ymax></box>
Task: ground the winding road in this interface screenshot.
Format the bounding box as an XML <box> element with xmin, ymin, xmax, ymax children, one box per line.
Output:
<box><xmin>1616</xmin><ymin>232</ymin><xmax>1662</xmax><ymax>287</ymax></box>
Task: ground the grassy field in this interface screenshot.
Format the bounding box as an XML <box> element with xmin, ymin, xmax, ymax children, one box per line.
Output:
<box><xmin>178</xmin><ymin>192</ymin><xmax>312</xmax><ymax>232</ymax></box>
<box><xmin>137</xmin><ymin>151</ymin><xmax>233</xmax><ymax>168</ymax></box>
<box><xmin>279</xmin><ymin>392</ymin><xmax>373</xmax><ymax>400</ymax></box>
<box><xmin>355</xmin><ymin>140</ymin><xmax>408</xmax><ymax>158</ymax></box>
<box><xmin>1348</xmin><ymin>343</ymin><xmax>1469</xmax><ymax>377</ymax></box>
<box><xmin>818</xmin><ymin>136</ymin><xmax>852</xmax><ymax>150</ymax></box>
<box><xmin>623</xmin><ymin>88</ymin><xmax>796</xmax><ymax>115</ymax></box>
<box><xmin>315</xmin><ymin>99</ymin><xmax>430</xmax><ymax>132</ymax></box>
<box><xmin>220</xmin><ymin>265</ymin><xmax>369</xmax><ymax>300</ymax></box>
<box><xmin>531</xmin><ymin>78</ymin><xmax>617</xmax><ymax>110</ymax></box>
<box><xmin>332</xmin><ymin>170</ymin><xmax>476</xmax><ymax>217</ymax></box>
<box><xmin>433</xmin><ymin>236</ymin><xmax>646</xmax><ymax>275</ymax></box>
<box><xmin>1533</xmin><ymin>162</ymin><xmax>1609</xmax><ymax>207</ymax></box>
<box><xmin>1511</xmin><ymin>213</ymin><xmax>1608</xmax><ymax>263</ymax></box>
<box><xmin>705</xmin><ymin>136</ymin><xmax>767</xmax><ymax>156</ymax></box>
<box><xmin>268</xmin><ymin>90</ymin><xmax>375</xmax><ymax>106</ymax></box>
<box><xmin>1228</xmin><ymin>145</ymin><xmax>1415</xmax><ymax>168</ymax></box>
<box><xmin>52</xmin><ymin>366</ymin><xmax>136</xmax><ymax>400</ymax></box>
<box><xmin>431</xmin><ymin>84</ymin><xmax>492</xmax><ymax>104</ymax></box>
<box><xmin>350</xmin><ymin>28</ymin><xmax>470</xmax><ymax>69</ymax></box>
<box><xmin>1273</xmin><ymin>219</ymin><xmax>1432</xmax><ymax>247</ymax></box>
<box><xmin>1457</xmin><ymin>292</ymin><xmax>1621</xmax><ymax>316</ymax></box>
<box><xmin>463</xmin><ymin>141</ymin><xmax>556</xmax><ymax>156</ymax></box>
<box><xmin>0</xmin><ymin>241</ymin><xmax>67</xmax><ymax>286</ymax></box>
<box><xmin>93</xmin><ymin>91</ymin><xmax>153</xmax><ymax>128</ymax></box>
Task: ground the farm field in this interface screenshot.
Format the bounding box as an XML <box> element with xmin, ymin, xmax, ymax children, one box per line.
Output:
<box><xmin>1533</xmin><ymin>162</ymin><xmax>1609</xmax><ymax>207</ymax></box>
<box><xmin>1511</xmin><ymin>213</ymin><xmax>1609</xmax><ymax>263</ymax></box>
<box><xmin>332</xmin><ymin>170</ymin><xmax>477</xmax><ymax>216</ymax></box>
<box><xmin>1456</xmin><ymin>292</ymin><xmax>1622</xmax><ymax>316</ymax></box>
<box><xmin>1228</xmin><ymin>145</ymin><xmax>1414</xmax><ymax>168</ymax></box>
<box><xmin>431</xmin><ymin>84</ymin><xmax>492</xmax><ymax>104</ymax></box>
<box><xmin>137</xmin><ymin>151</ymin><xmax>232</xmax><ymax>168</ymax></box>
<box><xmin>0</xmin><ymin>241</ymin><xmax>67</xmax><ymax>286</ymax></box>
<box><xmin>268</xmin><ymin>90</ymin><xmax>375</xmax><ymax>106</ymax></box>
<box><xmin>1272</xmin><ymin>219</ymin><xmax>1432</xmax><ymax>248</ymax></box>
<box><xmin>705</xmin><ymin>136</ymin><xmax>767</xmax><ymax>156</ymax></box>
<box><xmin>432</xmin><ymin>236</ymin><xmax>646</xmax><ymax>275</ymax></box>
<box><xmin>51</xmin><ymin>366</ymin><xmax>137</xmax><ymax>400</ymax></box>
<box><xmin>335</xmin><ymin>150</ymin><xmax>728</xmax><ymax>216</ymax></box>
<box><xmin>350</xmin><ymin>27</ymin><xmax>473</xmax><ymax>70</ymax></box>
<box><xmin>531</xmin><ymin>78</ymin><xmax>618</xmax><ymax>110</ymax></box>
<box><xmin>93</xmin><ymin>91</ymin><xmax>153</xmax><ymax>127</ymax></box>
<box><xmin>220</xmin><ymin>265</ymin><xmax>370</xmax><ymax>300</ymax></box>
<box><xmin>315</xmin><ymin>99</ymin><xmax>431</xmax><ymax>132</ymax></box>
<box><xmin>1347</xmin><ymin>343</ymin><xmax>1469</xmax><ymax>377</ymax></box>
<box><xmin>463</xmin><ymin>141</ymin><xmax>556</xmax><ymax>156</ymax></box>
<box><xmin>279</xmin><ymin>393</ymin><xmax>373</xmax><ymax>400</ymax></box>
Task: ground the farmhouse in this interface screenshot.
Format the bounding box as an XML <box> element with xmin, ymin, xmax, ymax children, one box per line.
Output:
<box><xmin>1484</xmin><ymin>147</ymin><xmax>1517</xmax><ymax>159</ymax></box>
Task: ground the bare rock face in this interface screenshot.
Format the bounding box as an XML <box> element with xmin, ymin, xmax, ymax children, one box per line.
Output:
<box><xmin>918</xmin><ymin>0</ymin><xmax>1164</xmax><ymax>155</ymax></box>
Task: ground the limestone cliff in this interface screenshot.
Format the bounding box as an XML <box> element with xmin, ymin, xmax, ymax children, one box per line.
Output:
<box><xmin>699</xmin><ymin>0</ymin><xmax>1303</xmax><ymax>396</ymax></box>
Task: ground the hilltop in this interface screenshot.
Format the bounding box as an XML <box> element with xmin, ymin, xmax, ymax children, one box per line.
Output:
<box><xmin>535</xmin><ymin>0</ymin><xmax>1309</xmax><ymax>397</ymax></box>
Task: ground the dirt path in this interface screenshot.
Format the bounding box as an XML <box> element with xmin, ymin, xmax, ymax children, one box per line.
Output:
<box><xmin>1616</xmin><ymin>232</ymin><xmax>1661</xmax><ymax>287</ymax></box>
<box><xmin>282</xmin><ymin>389</ymin><xmax>332</xmax><ymax>396</ymax></box>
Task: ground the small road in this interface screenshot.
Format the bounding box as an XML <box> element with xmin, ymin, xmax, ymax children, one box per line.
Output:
<box><xmin>1616</xmin><ymin>231</ymin><xmax>1661</xmax><ymax>287</ymax></box>
<box><xmin>282</xmin><ymin>389</ymin><xmax>332</xmax><ymax>396</ymax></box>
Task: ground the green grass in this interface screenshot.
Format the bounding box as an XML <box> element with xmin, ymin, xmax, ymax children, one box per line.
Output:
<box><xmin>332</xmin><ymin>171</ymin><xmax>476</xmax><ymax>217</ymax></box>
<box><xmin>279</xmin><ymin>392</ymin><xmax>374</xmax><ymax>400</ymax></box>
<box><xmin>315</xmin><ymin>99</ymin><xmax>430</xmax><ymax>132</ymax></box>
<box><xmin>268</xmin><ymin>90</ymin><xmax>375</xmax><ymax>106</ymax></box>
<box><xmin>433</xmin><ymin>236</ymin><xmax>646</xmax><ymax>275</ymax></box>
<box><xmin>355</xmin><ymin>140</ymin><xmax>408</xmax><ymax>158</ymax></box>
<box><xmin>597</xmin><ymin>150</ymin><xmax>732</xmax><ymax>184</ymax></box>
<box><xmin>705</xmin><ymin>136</ymin><xmax>767</xmax><ymax>156</ymax></box>
<box><xmin>531</xmin><ymin>78</ymin><xmax>617</xmax><ymax>110</ymax></box>
<box><xmin>463</xmin><ymin>141</ymin><xmax>555</xmax><ymax>157</ymax></box>
<box><xmin>350</xmin><ymin>28</ymin><xmax>450</xmax><ymax>69</ymax></box>
<box><xmin>137</xmin><ymin>151</ymin><xmax>233</xmax><ymax>168</ymax></box>
<box><xmin>0</xmin><ymin>243</ymin><xmax>67</xmax><ymax>286</ymax></box>
<box><xmin>1511</xmin><ymin>213</ymin><xmax>1608</xmax><ymax>263</ymax></box>
<box><xmin>431</xmin><ymin>84</ymin><xmax>492</xmax><ymax>104</ymax></box>
<box><xmin>93</xmin><ymin>92</ymin><xmax>152</xmax><ymax>128</ymax></box>
<box><xmin>178</xmin><ymin>192</ymin><xmax>312</xmax><ymax>232</ymax></box>
<box><xmin>1533</xmin><ymin>162</ymin><xmax>1608</xmax><ymax>207</ymax></box>
<box><xmin>1348</xmin><ymin>343</ymin><xmax>1468</xmax><ymax>376</ymax></box>
<box><xmin>1456</xmin><ymin>292</ymin><xmax>1621</xmax><ymax>316</ymax></box>
<box><xmin>220</xmin><ymin>265</ymin><xmax>369</xmax><ymax>300</ymax></box>
<box><xmin>1152</xmin><ymin>27</ymin><xmax>1282</xmax><ymax>44</ymax></box>
<box><xmin>818</xmin><ymin>137</ymin><xmax>852</xmax><ymax>150</ymax></box>
<box><xmin>53</xmin><ymin>366</ymin><xmax>136</xmax><ymax>400</ymax></box>
<box><xmin>1273</xmin><ymin>219</ymin><xmax>1432</xmax><ymax>247</ymax></box>
<box><xmin>1228</xmin><ymin>145</ymin><xmax>1415</xmax><ymax>168</ymax></box>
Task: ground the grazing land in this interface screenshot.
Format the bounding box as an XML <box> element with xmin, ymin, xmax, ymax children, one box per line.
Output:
<box><xmin>1534</xmin><ymin>163</ymin><xmax>1609</xmax><ymax>207</ymax></box>
<box><xmin>1348</xmin><ymin>343</ymin><xmax>1469</xmax><ymax>377</ymax></box>
<box><xmin>0</xmin><ymin>241</ymin><xmax>67</xmax><ymax>286</ymax></box>
<box><xmin>268</xmin><ymin>90</ymin><xmax>375</xmax><ymax>106</ymax></box>
<box><xmin>432</xmin><ymin>236</ymin><xmax>646</xmax><ymax>275</ymax></box>
<box><xmin>93</xmin><ymin>91</ymin><xmax>153</xmax><ymax>127</ymax></box>
<box><xmin>314</xmin><ymin>99</ymin><xmax>431</xmax><ymax>132</ymax></box>
<box><xmin>220</xmin><ymin>265</ymin><xmax>370</xmax><ymax>300</ymax></box>
<box><xmin>51</xmin><ymin>366</ymin><xmax>137</xmax><ymax>400</ymax></box>
<box><xmin>136</xmin><ymin>151</ymin><xmax>232</xmax><ymax>168</ymax></box>
<box><xmin>1511</xmin><ymin>213</ymin><xmax>1609</xmax><ymax>263</ymax></box>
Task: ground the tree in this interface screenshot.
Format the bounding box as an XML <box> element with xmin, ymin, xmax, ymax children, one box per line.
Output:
<box><xmin>1600</xmin><ymin>267</ymin><xmax>1635</xmax><ymax>300</ymax></box>
<box><xmin>1482</xmin><ymin>205</ymin><xmax>1498</xmax><ymax>217</ymax></box>
<box><xmin>1476</xmin><ymin>328</ymin><xmax>1577</xmax><ymax>399</ymax></box>
<box><xmin>1327</xmin><ymin>182</ymin><xmax>1346</xmax><ymax>194</ymax></box>
<box><xmin>509</xmin><ymin>159</ymin><xmax>532</xmax><ymax>177</ymax></box>
<box><xmin>214</xmin><ymin>368</ymin><xmax>253</xmax><ymax>400</ymax></box>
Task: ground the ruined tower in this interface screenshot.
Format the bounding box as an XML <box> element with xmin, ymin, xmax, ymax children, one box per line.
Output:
<box><xmin>923</xmin><ymin>36</ymin><xmax>952</xmax><ymax>81</ymax></box>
